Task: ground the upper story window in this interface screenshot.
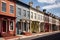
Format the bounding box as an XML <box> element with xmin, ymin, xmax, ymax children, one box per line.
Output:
<box><xmin>23</xmin><ymin>10</ymin><xmax>26</xmax><ymax>17</ymax></box>
<box><xmin>10</xmin><ymin>5</ymin><xmax>14</xmax><ymax>13</ymax></box>
<box><xmin>18</xmin><ymin>8</ymin><xmax>21</xmax><ymax>15</ymax></box>
<box><xmin>38</xmin><ymin>15</ymin><xmax>40</xmax><ymax>20</ymax></box>
<box><xmin>27</xmin><ymin>11</ymin><xmax>30</xmax><ymax>18</ymax></box>
<box><xmin>40</xmin><ymin>15</ymin><xmax>42</xmax><ymax>20</ymax></box>
<box><xmin>34</xmin><ymin>13</ymin><xmax>36</xmax><ymax>19</ymax></box>
<box><xmin>31</xmin><ymin>12</ymin><xmax>33</xmax><ymax>19</ymax></box>
<box><xmin>41</xmin><ymin>15</ymin><xmax>43</xmax><ymax>20</ymax></box>
<box><xmin>2</xmin><ymin>2</ymin><xmax>6</xmax><ymax>12</ymax></box>
<box><xmin>44</xmin><ymin>16</ymin><xmax>49</xmax><ymax>22</ymax></box>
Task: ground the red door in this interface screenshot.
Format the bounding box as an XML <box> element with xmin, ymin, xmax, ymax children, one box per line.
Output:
<box><xmin>45</xmin><ymin>23</ymin><xmax>49</xmax><ymax>32</ymax></box>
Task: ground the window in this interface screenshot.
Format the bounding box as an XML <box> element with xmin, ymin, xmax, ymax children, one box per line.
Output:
<box><xmin>27</xmin><ymin>11</ymin><xmax>30</xmax><ymax>18</ymax></box>
<box><xmin>23</xmin><ymin>10</ymin><xmax>26</xmax><ymax>17</ymax></box>
<box><xmin>31</xmin><ymin>12</ymin><xmax>33</xmax><ymax>18</ymax></box>
<box><xmin>10</xmin><ymin>21</ymin><xmax>14</xmax><ymax>30</ymax></box>
<box><xmin>2</xmin><ymin>2</ymin><xmax>6</xmax><ymax>12</ymax></box>
<box><xmin>40</xmin><ymin>15</ymin><xmax>42</xmax><ymax>20</ymax></box>
<box><xmin>18</xmin><ymin>8</ymin><xmax>21</xmax><ymax>15</ymax></box>
<box><xmin>10</xmin><ymin>5</ymin><xmax>14</xmax><ymax>13</ymax></box>
<box><xmin>38</xmin><ymin>15</ymin><xmax>40</xmax><ymax>20</ymax></box>
<box><xmin>35</xmin><ymin>13</ymin><xmax>36</xmax><ymax>19</ymax></box>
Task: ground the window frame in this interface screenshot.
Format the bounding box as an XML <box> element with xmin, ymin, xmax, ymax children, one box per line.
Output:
<box><xmin>35</xmin><ymin>13</ymin><xmax>36</xmax><ymax>19</ymax></box>
<box><xmin>10</xmin><ymin>4</ymin><xmax>14</xmax><ymax>14</ymax></box>
<box><xmin>9</xmin><ymin>20</ymin><xmax>14</xmax><ymax>31</ymax></box>
<box><xmin>18</xmin><ymin>8</ymin><xmax>21</xmax><ymax>15</ymax></box>
<box><xmin>27</xmin><ymin>11</ymin><xmax>30</xmax><ymax>18</ymax></box>
<box><xmin>1</xmin><ymin>1</ymin><xmax>6</xmax><ymax>12</ymax></box>
<box><xmin>23</xmin><ymin>10</ymin><xmax>26</xmax><ymax>17</ymax></box>
<box><xmin>31</xmin><ymin>12</ymin><xmax>33</xmax><ymax>19</ymax></box>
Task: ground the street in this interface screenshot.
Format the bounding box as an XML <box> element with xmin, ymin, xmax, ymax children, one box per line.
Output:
<box><xmin>20</xmin><ymin>33</ymin><xmax>60</xmax><ymax>40</ymax></box>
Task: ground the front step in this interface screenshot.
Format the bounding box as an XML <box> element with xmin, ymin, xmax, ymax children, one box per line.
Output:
<box><xmin>1</xmin><ymin>33</ymin><xmax>12</xmax><ymax>37</ymax></box>
<box><xmin>0</xmin><ymin>38</ymin><xmax>4</xmax><ymax>40</ymax></box>
<box><xmin>4</xmin><ymin>36</ymin><xmax>20</xmax><ymax>40</ymax></box>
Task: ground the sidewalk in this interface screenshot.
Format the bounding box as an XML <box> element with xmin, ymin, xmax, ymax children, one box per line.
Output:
<box><xmin>0</xmin><ymin>31</ymin><xmax>60</xmax><ymax>40</ymax></box>
<box><xmin>18</xmin><ymin>31</ymin><xmax>60</xmax><ymax>39</ymax></box>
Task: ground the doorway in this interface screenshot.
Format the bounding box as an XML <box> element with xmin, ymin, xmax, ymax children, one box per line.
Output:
<box><xmin>2</xmin><ymin>20</ymin><xmax>7</xmax><ymax>32</ymax></box>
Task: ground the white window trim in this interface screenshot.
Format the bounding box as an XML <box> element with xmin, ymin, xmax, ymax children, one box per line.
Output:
<box><xmin>10</xmin><ymin>4</ymin><xmax>14</xmax><ymax>6</ymax></box>
<box><xmin>9</xmin><ymin>20</ymin><xmax>14</xmax><ymax>31</ymax></box>
<box><xmin>2</xmin><ymin>1</ymin><xmax>6</xmax><ymax>3</ymax></box>
<box><xmin>1</xmin><ymin>1</ymin><xmax>6</xmax><ymax>12</ymax></box>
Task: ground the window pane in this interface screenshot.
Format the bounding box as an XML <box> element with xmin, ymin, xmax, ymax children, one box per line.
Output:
<box><xmin>10</xmin><ymin>5</ymin><xmax>14</xmax><ymax>13</ymax></box>
<box><xmin>27</xmin><ymin>11</ymin><xmax>30</xmax><ymax>18</ymax></box>
<box><xmin>31</xmin><ymin>12</ymin><xmax>33</xmax><ymax>18</ymax></box>
<box><xmin>38</xmin><ymin>15</ymin><xmax>40</xmax><ymax>20</ymax></box>
<box><xmin>23</xmin><ymin>10</ymin><xmax>26</xmax><ymax>17</ymax></box>
<box><xmin>35</xmin><ymin>13</ymin><xmax>36</xmax><ymax>19</ymax></box>
<box><xmin>2</xmin><ymin>2</ymin><xmax>6</xmax><ymax>12</ymax></box>
<box><xmin>18</xmin><ymin>8</ymin><xmax>21</xmax><ymax>15</ymax></box>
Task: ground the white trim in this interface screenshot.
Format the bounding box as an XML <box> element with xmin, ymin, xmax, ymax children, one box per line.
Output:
<box><xmin>2</xmin><ymin>1</ymin><xmax>6</xmax><ymax>3</ymax></box>
<box><xmin>10</xmin><ymin>4</ymin><xmax>14</xmax><ymax>6</ymax></box>
<box><xmin>9</xmin><ymin>20</ymin><xmax>14</xmax><ymax>31</ymax></box>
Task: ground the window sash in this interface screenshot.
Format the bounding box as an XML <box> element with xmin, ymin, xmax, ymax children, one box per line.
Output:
<box><xmin>10</xmin><ymin>5</ymin><xmax>14</xmax><ymax>13</ymax></box>
<box><xmin>23</xmin><ymin>10</ymin><xmax>26</xmax><ymax>17</ymax></box>
<box><xmin>2</xmin><ymin>2</ymin><xmax>6</xmax><ymax>12</ymax></box>
<box><xmin>27</xmin><ymin>11</ymin><xmax>30</xmax><ymax>18</ymax></box>
<box><xmin>18</xmin><ymin>8</ymin><xmax>21</xmax><ymax>15</ymax></box>
<box><xmin>31</xmin><ymin>12</ymin><xmax>33</xmax><ymax>18</ymax></box>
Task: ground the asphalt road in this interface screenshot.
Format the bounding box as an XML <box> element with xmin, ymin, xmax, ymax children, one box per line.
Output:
<box><xmin>20</xmin><ymin>33</ymin><xmax>60</xmax><ymax>40</ymax></box>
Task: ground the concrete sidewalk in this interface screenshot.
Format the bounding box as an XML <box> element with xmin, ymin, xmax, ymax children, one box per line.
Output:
<box><xmin>18</xmin><ymin>31</ymin><xmax>60</xmax><ymax>39</ymax></box>
<box><xmin>0</xmin><ymin>31</ymin><xmax>60</xmax><ymax>40</ymax></box>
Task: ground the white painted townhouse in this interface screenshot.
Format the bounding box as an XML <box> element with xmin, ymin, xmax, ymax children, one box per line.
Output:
<box><xmin>16</xmin><ymin>0</ymin><xmax>30</xmax><ymax>35</ymax></box>
<box><xmin>29</xmin><ymin>2</ymin><xmax>44</xmax><ymax>33</ymax></box>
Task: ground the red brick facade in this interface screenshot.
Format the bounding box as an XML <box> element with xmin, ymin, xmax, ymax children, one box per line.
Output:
<box><xmin>0</xmin><ymin>0</ymin><xmax>16</xmax><ymax>37</ymax></box>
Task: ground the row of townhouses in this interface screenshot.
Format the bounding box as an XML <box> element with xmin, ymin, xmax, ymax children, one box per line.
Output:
<box><xmin>0</xmin><ymin>0</ymin><xmax>60</xmax><ymax>37</ymax></box>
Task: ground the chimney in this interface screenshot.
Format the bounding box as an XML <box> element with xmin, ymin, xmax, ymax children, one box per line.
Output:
<box><xmin>43</xmin><ymin>9</ymin><xmax>46</xmax><ymax>13</ymax></box>
<box><xmin>29</xmin><ymin>1</ymin><xmax>33</xmax><ymax>6</ymax></box>
<box><xmin>36</xmin><ymin>6</ymin><xmax>40</xmax><ymax>10</ymax></box>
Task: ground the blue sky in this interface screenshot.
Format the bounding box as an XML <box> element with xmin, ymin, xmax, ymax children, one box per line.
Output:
<box><xmin>19</xmin><ymin>0</ymin><xmax>60</xmax><ymax>17</ymax></box>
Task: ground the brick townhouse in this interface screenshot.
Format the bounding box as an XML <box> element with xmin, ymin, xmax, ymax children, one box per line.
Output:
<box><xmin>0</xmin><ymin>0</ymin><xmax>16</xmax><ymax>37</ymax></box>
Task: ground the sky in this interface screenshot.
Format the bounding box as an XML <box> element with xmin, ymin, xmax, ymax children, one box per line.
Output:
<box><xmin>19</xmin><ymin>0</ymin><xmax>60</xmax><ymax>17</ymax></box>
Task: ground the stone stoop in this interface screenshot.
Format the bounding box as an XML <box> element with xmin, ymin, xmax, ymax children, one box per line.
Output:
<box><xmin>24</xmin><ymin>32</ymin><xmax>32</xmax><ymax>36</ymax></box>
<box><xmin>3</xmin><ymin>36</ymin><xmax>20</xmax><ymax>40</ymax></box>
<box><xmin>0</xmin><ymin>38</ymin><xmax>4</xmax><ymax>40</ymax></box>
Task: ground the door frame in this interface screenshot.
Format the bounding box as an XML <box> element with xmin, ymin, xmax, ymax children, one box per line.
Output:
<box><xmin>2</xmin><ymin>20</ymin><xmax>7</xmax><ymax>32</ymax></box>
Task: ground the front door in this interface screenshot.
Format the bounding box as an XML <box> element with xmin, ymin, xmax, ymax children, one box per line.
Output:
<box><xmin>24</xmin><ymin>23</ymin><xmax>26</xmax><ymax>31</ymax></box>
<box><xmin>2</xmin><ymin>20</ymin><xmax>7</xmax><ymax>32</ymax></box>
